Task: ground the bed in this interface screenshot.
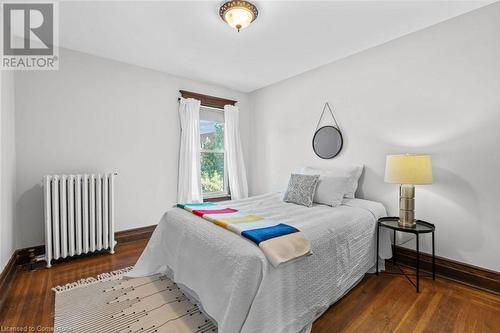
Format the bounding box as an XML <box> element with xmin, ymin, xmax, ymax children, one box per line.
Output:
<box><xmin>128</xmin><ymin>192</ymin><xmax>392</xmax><ymax>333</ymax></box>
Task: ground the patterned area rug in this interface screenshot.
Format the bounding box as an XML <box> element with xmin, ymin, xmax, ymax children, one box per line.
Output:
<box><xmin>53</xmin><ymin>267</ymin><xmax>217</xmax><ymax>333</ymax></box>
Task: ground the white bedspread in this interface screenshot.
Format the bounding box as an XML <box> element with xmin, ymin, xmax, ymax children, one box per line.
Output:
<box><xmin>128</xmin><ymin>193</ymin><xmax>392</xmax><ymax>333</ymax></box>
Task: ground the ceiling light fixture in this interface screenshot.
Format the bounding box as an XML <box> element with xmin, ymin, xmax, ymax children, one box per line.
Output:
<box><xmin>219</xmin><ymin>0</ymin><xmax>258</xmax><ymax>32</ymax></box>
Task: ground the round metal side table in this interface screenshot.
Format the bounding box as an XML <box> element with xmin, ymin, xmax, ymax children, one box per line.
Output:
<box><xmin>376</xmin><ymin>217</ymin><xmax>436</xmax><ymax>292</ymax></box>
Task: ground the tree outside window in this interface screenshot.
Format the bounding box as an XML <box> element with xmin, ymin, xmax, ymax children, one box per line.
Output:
<box><xmin>200</xmin><ymin>111</ymin><xmax>227</xmax><ymax>196</ymax></box>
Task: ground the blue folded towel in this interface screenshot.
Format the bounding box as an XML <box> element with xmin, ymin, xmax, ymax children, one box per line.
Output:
<box><xmin>242</xmin><ymin>223</ymin><xmax>299</xmax><ymax>245</ymax></box>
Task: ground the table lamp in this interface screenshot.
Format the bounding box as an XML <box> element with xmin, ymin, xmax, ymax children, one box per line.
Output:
<box><xmin>384</xmin><ymin>154</ymin><xmax>433</xmax><ymax>227</ymax></box>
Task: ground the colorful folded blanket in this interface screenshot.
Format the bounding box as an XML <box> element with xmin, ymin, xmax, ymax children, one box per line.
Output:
<box><xmin>177</xmin><ymin>202</ymin><xmax>311</xmax><ymax>267</ymax></box>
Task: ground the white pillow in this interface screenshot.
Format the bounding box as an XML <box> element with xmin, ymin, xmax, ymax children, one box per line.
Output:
<box><xmin>300</xmin><ymin>165</ymin><xmax>364</xmax><ymax>198</ymax></box>
<box><xmin>313</xmin><ymin>176</ymin><xmax>350</xmax><ymax>207</ymax></box>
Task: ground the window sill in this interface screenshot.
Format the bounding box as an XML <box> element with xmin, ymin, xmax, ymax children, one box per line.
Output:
<box><xmin>204</xmin><ymin>195</ymin><xmax>232</xmax><ymax>202</ymax></box>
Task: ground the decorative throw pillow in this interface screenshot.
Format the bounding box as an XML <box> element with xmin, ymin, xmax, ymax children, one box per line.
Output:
<box><xmin>283</xmin><ymin>174</ymin><xmax>320</xmax><ymax>207</ymax></box>
<box><xmin>300</xmin><ymin>165</ymin><xmax>363</xmax><ymax>198</ymax></box>
<box><xmin>313</xmin><ymin>176</ymin><xmax>350</xmax><ymax>207</ymax></box>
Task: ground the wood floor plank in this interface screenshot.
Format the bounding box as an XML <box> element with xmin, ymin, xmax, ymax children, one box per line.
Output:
<box><xmin>1</xmin><ymin>239</ymin><xmax>499</xmax><ymax>333</ymax></box>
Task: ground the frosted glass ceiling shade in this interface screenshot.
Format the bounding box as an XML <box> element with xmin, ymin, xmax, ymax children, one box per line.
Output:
<box><xmin>384</xmin><ymin>154</ymin><xmax>433</xmax><ymax>185</ymax></box>
<box><xmin>219</xmin><ymin>1</ymin><xmax>258</xmax><ymax>32</ymax></box>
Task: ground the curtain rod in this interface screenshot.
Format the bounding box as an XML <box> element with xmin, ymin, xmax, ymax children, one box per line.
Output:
<box><xmin>177</xmin><ymin>98</ymin><xmax>225</xmax><ymax>111</ymax></box>
<box><xmin>200</xmin><ymin>105</ymin><xmax>224</xmax><ymax>112</ymax></box>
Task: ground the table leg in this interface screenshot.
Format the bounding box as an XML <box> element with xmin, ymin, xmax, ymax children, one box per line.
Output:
<box><xmin>432</xmin><ymin>231</ymin><xmax>436</xmax><ymax>280</ymax></box>
<box><xmin>393</xmin><ymin>229</ymin><xmax>396</xmax><ymax>265</ymax></box>
<box><xmin>376</xmin><ymin>224</ymin><xmax>379</xmax><ymax>275</ymax></box>
<box><xmin>416</xmin><ymin>234</ymin><xmax>420</xmax><ymax>293</ymax></box>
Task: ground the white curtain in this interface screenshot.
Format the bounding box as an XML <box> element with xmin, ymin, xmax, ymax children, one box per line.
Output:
<box><xmin>224</xmin><ymin>105</ymin><xmax>249</xmax><ymax>199</ymax></box>
<box><xmin>178</xmin><ymin>98</ymin><xmax>203</xmax><ymax>203</ymax></box>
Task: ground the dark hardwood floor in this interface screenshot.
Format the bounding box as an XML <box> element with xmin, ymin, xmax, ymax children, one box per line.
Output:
<box><xmin>1</xmin><ymin>239</ymin><xmax>499</xmax><ymax>332</ymax></box>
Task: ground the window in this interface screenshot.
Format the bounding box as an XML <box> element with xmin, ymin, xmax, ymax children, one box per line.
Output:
<box><xmin>200</xmin><ymin>107</ymin><xmax>228</xmax><ymax>198</ymax></box>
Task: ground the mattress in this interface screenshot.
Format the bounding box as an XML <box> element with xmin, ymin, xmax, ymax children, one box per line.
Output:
<box><xmin>128</xmin><ymin>192</ymin><xmax>392</xmax><ymax>333</ymax></box>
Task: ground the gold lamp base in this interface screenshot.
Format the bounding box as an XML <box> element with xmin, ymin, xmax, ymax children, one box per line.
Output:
<box><xmin>399</xmin><ymin>184</ymin><xmax>416</xmax><ymax>227</ymax></box>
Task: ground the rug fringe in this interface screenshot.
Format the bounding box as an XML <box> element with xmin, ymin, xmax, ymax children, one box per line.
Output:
<box><xmin>52</xmin><ymin>266</ymin><xmax>134</xmax><ymax>293</ymax></box>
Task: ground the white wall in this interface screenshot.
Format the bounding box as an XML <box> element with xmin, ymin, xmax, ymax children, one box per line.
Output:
<box><xmin>1</xmin><ymin>70</ymin><xmax>17</xmax><ymax>271</ymax></box>
<box><xmin>10</xmin><ymin>3</ymin><xmax>500</xmax><ymax>272</ymax></box>
<box><xmin>249</xmin><ymin>3</ymin><xmax>500</xmax><ymax>271</ymax></box>
<box><xmin>14</xmin><ymin>48</ymin><xmax>250</xmax><ymax>249</ymax></box>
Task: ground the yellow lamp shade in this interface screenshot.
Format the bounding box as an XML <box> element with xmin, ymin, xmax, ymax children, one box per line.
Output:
<box><xmin>384</xmin><ymin>154</ymin><xmax>433</xmax><ymax>185</ymax></box>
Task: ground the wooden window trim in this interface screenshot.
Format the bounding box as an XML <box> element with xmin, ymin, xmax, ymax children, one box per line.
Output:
<box><xmin>179</xmin><ymin>90</ymin><xmax>237</xmax><ymax>109</ymax></box>
<box><xmin>204</xmin><ymin>195</ymin><xmax>232</xmax><ymax>203</ymax></box>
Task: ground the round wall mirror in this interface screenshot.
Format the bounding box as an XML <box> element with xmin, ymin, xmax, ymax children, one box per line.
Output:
<box><xmin>312</xmin><ymin>126</ymin><xmax>343</xmax><ymax>159</ymax></box>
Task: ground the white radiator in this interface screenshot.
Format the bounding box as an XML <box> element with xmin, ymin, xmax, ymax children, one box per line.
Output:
<box><xmin>43</xmin><ymin>173</ymin><xmax>117</xmax><ymax>267</ymax></box>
